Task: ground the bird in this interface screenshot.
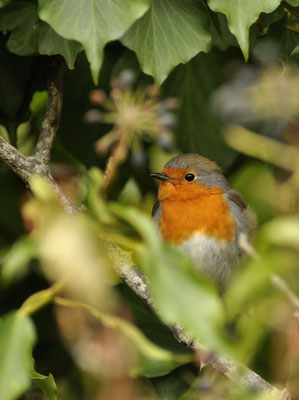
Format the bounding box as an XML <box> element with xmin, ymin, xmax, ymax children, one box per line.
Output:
<box><xmin>151</xmin><ymin>153</ymin><xmax>257</xmax><ymax>289</ymax></box>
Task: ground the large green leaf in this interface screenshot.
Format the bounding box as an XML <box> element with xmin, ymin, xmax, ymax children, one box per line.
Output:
<box><xmin>0</xmin><ymin>311</ymin><xmax>36</xmax><ymax>400</ymax></box>
<box><xmin>38</xmin><ymin>0</ymin><xmax>150</xmax><ymax>82</ymax></box>
<box><xmin>163</xmin><ymin>51</ymin><xmax>237</xmax><ymax>168</ymax></box>
<box><xmin>36</xmin><ymin>21</ymin><xmax>82</xmax><ymax>69</ymax></box>
<box><xmin>208</xmin><ymin>0</ymin><xmax>281</xmax><ymax>59</ymax></box>
<box><xmin>0</xmin><ymin>2</ymin><xmax>82</xmax><ymax>67</ymax></box>
<box><xmin>122</xmin><ymin>0</ymin><xmax>211</xmax><ymax>84</ymax></box>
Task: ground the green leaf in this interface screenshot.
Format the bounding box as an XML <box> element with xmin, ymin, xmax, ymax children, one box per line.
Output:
<box><xmin>122</xmin><ymin>0</ymin><xmax>211</xmax><ymax>85</ymax></box>
<box><xmin>36</xmin><ymin>21</ymin><xmax>82</xmax><ymax>69</ymax></box>
<box><xmin>1</xmin><ymin>236</ymin><xmax>38</xmax><ymax>286</ymax></box>
<box><xmin>30</xmin><ymin>362</ymin><xmax>57</xmax><ymax>400</ymax></box>
<box><xmin>0</xmin><ymin>2</ymin><xmax>82</xmax><ymax>67</ymax></box>
<box><xmin>163</xmin><ymin>51</ymin><xmax>237</xmax><ymax>168</ymax></box>
<box><xmin>207</xmin><ymin>0</ymin><xmax>281</xmax><ymax>60</ymax></box>
<box><xmin>286</xmin><ymin>0</ymin><xmax>299</xmax><ymax>5</ymax></box>
<box><xmin>38</xmin><ymin>0</ymin><xmax>150</xmax><ymax>83</ymax></box>
<box><xmin>0</xmin><ymin>0</ymin><xmax>12</xmax><ymax>8</ymax></box>
<box><xmin>0</xmin><ymin>2</ymin><xmax>38</xmax><ymax>55</ymax></box>
<box><xmin>291</xmin><ymin>43</ymin><xmax>299</xmax><ymax>55</ymax></box>
<box><xmin>0</xmin><ymin>311</ymin><xmax>36</xmax><ymax>400</ymax></box>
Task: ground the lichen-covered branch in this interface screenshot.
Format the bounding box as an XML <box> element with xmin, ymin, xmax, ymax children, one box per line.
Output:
<box><xmin>0</xmin><ymin>57</ymin><xmax>79</xmax><ymax>214</ymax></box>
<box><xmin>33</xmin><ymin>57</ymin><xmax>64</xmax><ymax>163</ymax></box>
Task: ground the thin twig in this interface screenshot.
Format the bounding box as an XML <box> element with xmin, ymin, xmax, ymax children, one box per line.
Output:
<box><xmin>271</xmin><ymin>274</ymin><xmax>299</xmax><ymax>310</ymax></box>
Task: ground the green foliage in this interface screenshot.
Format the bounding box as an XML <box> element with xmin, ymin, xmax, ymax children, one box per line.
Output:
<box><xmin>122</xmin><ymin>0</ymin><xmax>211</xmax><ymax>84</ymax></box>
<box><xmin>0</xmin><ymin>311</ymin><xmax>36</xmax><ymax>400</ymax></box>
<box><xmin>0</xmin><ymin>0</ymin><xmax>299</xmax><ymax>399</ymax></box>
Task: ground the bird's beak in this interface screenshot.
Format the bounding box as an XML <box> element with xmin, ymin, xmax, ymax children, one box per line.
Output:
<box><xmin>150</xmin><ymin>172</ymin><xmax>174</xmax><ymax>182</ymax></box>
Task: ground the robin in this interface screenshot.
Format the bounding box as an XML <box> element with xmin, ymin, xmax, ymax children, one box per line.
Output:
<box><xmin>151</xmin><ymin>153</ymin><xmax>257</xmax><ymax>288</ymax></box>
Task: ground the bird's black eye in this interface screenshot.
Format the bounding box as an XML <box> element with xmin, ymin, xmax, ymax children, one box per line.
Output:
<box><xmin>185</xmin><ymin>173</ymin><xmax>195</xmax><ymax>182</ymax></box>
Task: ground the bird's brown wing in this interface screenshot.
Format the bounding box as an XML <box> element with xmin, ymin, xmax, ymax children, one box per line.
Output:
<box><xmin>228</xmin><ymin>189</ymin><xmax>257</xmax><ymax>237</ymax></box>
<box><xmin>227</xmin><ymin>189</ymin><xmax>246</xmax><ymax>210</ymax></box>
<box><xmin>152</xmin><ymin>200</ymin><xmax>162</xmax><ymax>223</ymax></box>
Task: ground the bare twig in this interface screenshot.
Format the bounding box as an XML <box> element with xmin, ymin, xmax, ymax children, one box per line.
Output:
<box><xmin>271</xmin><ymin>274</ymin><xmax>299</xmax><ymax>311</ymax></box>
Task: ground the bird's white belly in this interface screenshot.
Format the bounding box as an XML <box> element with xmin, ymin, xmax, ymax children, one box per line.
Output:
<box><xmin>180</xmin><ymin>233</ymin><xmax>240</xmax><ymax>287</ymax></box>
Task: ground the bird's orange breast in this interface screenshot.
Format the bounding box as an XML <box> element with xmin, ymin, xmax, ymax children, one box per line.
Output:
<box><xmin>158</xmin><ymin>184</ymin><xmax>236</xmax><ymax>245</ymax></box>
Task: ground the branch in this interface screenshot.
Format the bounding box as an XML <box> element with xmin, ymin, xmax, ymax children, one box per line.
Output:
<box><xmin>32</xmin><ymin>57</ymin><xmax>64</xmax><ymax>163</ymax></box>
<box><xmin>0</xmin><ymin>57</ymin><xmax>79</xmax><ymax>214</ymax></box>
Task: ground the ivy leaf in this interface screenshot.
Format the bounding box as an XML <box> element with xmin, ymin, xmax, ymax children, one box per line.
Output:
<box><xmin>122</xmin><ymin>0</ymin><xmax>211</xmax><ymax>85</ymax></box>
<box><xmin>0</xmin><ymin>2</ymin><xmax>82</xmax><ymax>68</ymax></box>
<box><xmin>0</xmin><ymin>311</ymin><xmax>36</xmax><ymax>400</ymax></box>
<box><xmin>207</xmin><ymin>0</ymin><xmax>281</xmax><ymax>60</ymax></box>
<box><xmin>0</xmin><ymin>2</ymin><xmax>38</xmax><ymax>55</ymax></box>
<box><xmin>36</xmin><ymin>21</ymin><xmax>82</xmax><ymax>69</ymax></box>
<box><xmin>38</xmin><ymin>0</ymin><xmax>150</xmax><ymax>83</ymax></box>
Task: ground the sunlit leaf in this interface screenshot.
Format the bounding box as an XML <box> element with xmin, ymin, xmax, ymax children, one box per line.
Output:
<box><xmin>208</xmin><ymin>0</ymin><xmax>281</xmax><ymax>59</ymax></box>
<box><xmin>38</xmin><ymin>0</ymin><xmax>150</xmax><ymax>82</ymax></box>
<box><xmin>122</xmin><ymin>0</ymin><xmax>211</xmax><ymax>84</ymax></box>
<box><xmin>0</xmin><ymin>311</ymin><xmax>36</xmax><ymax>400</ymax></box>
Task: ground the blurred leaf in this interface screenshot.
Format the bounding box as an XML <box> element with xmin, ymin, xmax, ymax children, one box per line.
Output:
<box><xmin>111</xmin><ymin>205</ymin><xmax>231</xmax><ymax>356</ymax></box>
<box><xmin>259</xmin><ymin>215</ymin><xmax>299</xmax><ymax>249</ymax></box>
<box><xmin>36</xmin><ymin>21</ymin><xmax>82</xmax><ymax>69</ymax></box>
<box><xmin>208</xmin><ymin>0</ymin><xmax>281</xmax><ymax>59</ymax></box>
<box><xmin>0</xmin><ymin>2</ymin><xmax>38</xmax><ymax>55</ymax></box>
<box><xmin>122</xmin><ymin>0</ymin><xmax>211</xmax><ymax>85</ymax></box>
<box><xmin>286</xmin><ymin>0</ymin><xmax>299</xmax><ymax>5</ymax></box>
<box><xmin>0</xmin><ymin>0</ymin><xmax>12</xmax><ymax>8</ymax></box>
<box><xmin>56</xmin><ymin>297</ymin><xmax>191</xmax><ymax>378</ymax></box>
<box><xmin>225</xmin><ymin>250</ymin><xmax>298</xmax><ymax>317</ymax></box>
<box><xmin>0</xmin><ymin>311</ymin><xmax>36</xmax><ymax>400</ymax></box>
<box><xmin>20</xmin><ymin>283</ymin><xmax>62</xmax><ymax>316</ymax></box>
<box><xmin>1</xmin><ymin>236</ymin><xmax>38</xmax><ymax>286</ymax></box>
<box><xmin>230</xmin><ymin>162</ymin><xmax>276</xmax><ymax>223</ymax></box>
<box><xmin>163</xmin><ymin>51</ymin><xmax>237</xmax><ymax>168</ymax></box>
<box><xmin>38</xmin><ymin>0</ymin><xmax>150</xmax><ymax>82</ymax></box>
